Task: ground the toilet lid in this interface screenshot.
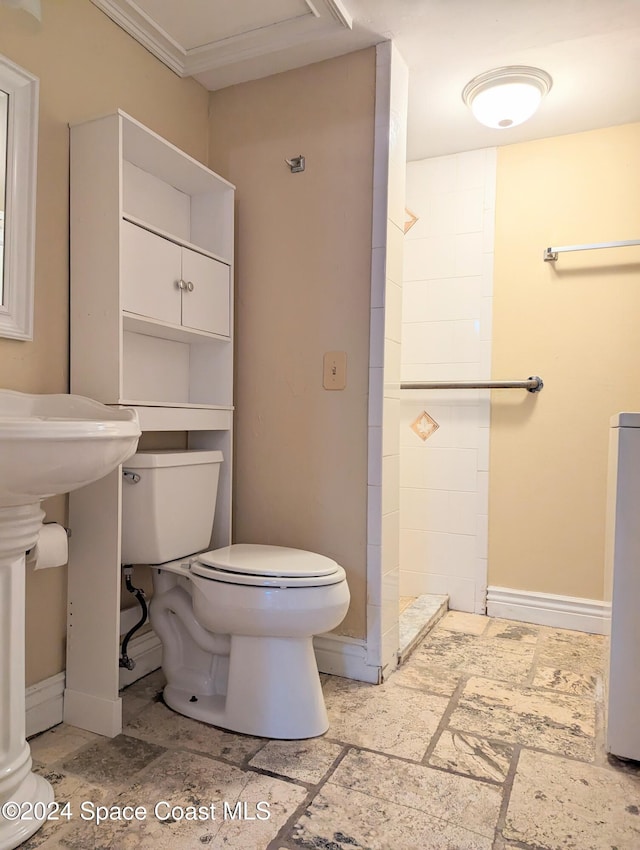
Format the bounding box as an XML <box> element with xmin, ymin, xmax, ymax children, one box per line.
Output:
<box><xmin>191</xmin><ymin>544</ymin><xmax>345</xmax><ymax>588</ymax></box>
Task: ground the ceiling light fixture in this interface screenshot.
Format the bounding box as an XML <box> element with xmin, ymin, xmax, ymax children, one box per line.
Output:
<box><xmin>462</xmin><ymin>66</ymin><xmax>552</xmax><ymax>129</ymax></box>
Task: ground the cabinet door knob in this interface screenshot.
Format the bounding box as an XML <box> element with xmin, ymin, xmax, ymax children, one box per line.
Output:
<box><xmin>186</xmin><ymin>280</ymin><xmax>195</xmax><ymax>292</ymax></box>
<box><xmin>176</xmin><ymin>279</ymin><xmax>186</xmax><ymax>290</ymax></box>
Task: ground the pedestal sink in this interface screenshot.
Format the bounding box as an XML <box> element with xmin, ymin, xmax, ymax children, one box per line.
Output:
<box><xmin>0</xmin><ymin>390</ymin><xmax>140</xmax><ymax>850</ymax></box>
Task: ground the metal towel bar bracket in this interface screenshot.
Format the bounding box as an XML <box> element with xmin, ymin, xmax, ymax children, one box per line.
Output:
<box><xmin>400</xmin><ymin>376</ymin><xmax>543</xmax><ymax>393</ymax></box>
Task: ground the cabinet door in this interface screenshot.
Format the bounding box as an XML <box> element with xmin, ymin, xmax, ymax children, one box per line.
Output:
<box><xmin>180</xmin><ymin>248</ymin><xmax>230</xmax><ymax>336</ymax></box>
<box><xmin>121</xmin><ymin>221</ymin><xmax>182</xmax><ymax>324</ymax></box>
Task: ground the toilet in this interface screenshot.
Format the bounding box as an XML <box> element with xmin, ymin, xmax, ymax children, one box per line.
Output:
<box><xmin>121</xmin><ymin>449</ymin><xmax>349</xmax><ymax>739</ymax></box>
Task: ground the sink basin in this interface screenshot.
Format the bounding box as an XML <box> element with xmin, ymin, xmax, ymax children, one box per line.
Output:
<box><xmin>0</xmin><ymin>389</ymin><xmax>140</xmax><ymax>507</ymax></box>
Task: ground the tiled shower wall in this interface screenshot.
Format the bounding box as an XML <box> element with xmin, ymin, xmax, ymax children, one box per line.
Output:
<box><xmin>400</xmin><ymin>148</ymin><xmax>497</xmax><ymax>613</ymax></box>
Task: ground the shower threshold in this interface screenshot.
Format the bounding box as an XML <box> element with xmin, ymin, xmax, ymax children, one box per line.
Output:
<box><xmin>398</xmin><ymin>594</ymin><xmax>448</xmax><ymax>664</ymax></box>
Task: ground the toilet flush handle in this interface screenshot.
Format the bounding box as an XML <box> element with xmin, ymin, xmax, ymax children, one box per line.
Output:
<box><xmin>123</xmin><ymin>470</ymin><xmax>140</xmax><ymax>484</ymax></box>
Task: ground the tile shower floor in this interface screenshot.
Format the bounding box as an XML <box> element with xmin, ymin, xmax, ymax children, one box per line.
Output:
<box><xmin>25</xmin><ymin>612</ymin><xmax>640</xmax><ymax>850</ymax></box>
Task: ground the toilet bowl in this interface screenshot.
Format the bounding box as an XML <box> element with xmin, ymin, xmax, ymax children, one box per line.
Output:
<box><xmin>121</xmin><ymin>450</ymin><xmax>350</xmax><ymax>739</ymax></box>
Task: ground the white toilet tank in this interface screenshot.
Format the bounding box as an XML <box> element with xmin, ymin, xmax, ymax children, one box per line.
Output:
<box><xmin>121</xmin><ymin>449</ymin><xmax>223</xmax><ymax>565</ymax></box>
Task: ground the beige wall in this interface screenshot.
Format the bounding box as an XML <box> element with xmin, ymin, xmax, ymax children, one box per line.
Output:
<box><xmin>0</xmin><ymin>0</ymin><xmax>209</xmax><ymax>685</ymax></box>
<box><xmin>3</xmin><ymin>0</ymin><xmax>633</xmax><ymax>684</ymax></box>
<box><xmin>208</xmin><ymin>49</ymin><xmax>375</xmax><ymax>639</ymax></box>
<box><xmin>490</xmin><ymin>123</ymin><xmax>640</xmax><ymax>601</ymax></box>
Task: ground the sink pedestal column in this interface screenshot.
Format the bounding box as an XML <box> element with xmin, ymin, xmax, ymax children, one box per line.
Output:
<box><xmin>0</xmin><ymin>503</ymin><xmax>54</xmax><ymax>850</ymax></box>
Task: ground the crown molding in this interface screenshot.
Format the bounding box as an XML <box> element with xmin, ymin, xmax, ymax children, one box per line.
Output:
<box><xmin>91</xmin><ymin>0</ymin><xmax>186</xmax><ymax>75</ymax></box>
<box><xmin>91</xmin><ymin>0</ymin><xmax>352</xmax><ymax>80</ymax></box>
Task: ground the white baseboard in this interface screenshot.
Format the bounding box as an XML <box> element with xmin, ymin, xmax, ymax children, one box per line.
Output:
<box><xmin>121</xmin><ymin>611</ymin><xmax>379</xmax><ymax>686</ymax></box>
<box><xmin>120</xmin><ymin>631</ymin><xmax>382</xmax><ymax>687</ymax></box>
<box><xmin>486</xmin><ymin>586</ymin><xmax>608</xmax><ymax>635</ymax></box>
<box><xmin>27</xmin><ymin>631</ymin><xmax>162</xmax><ymax>739</ymax></box>
<box><xmin>28</xmin><ymin>631</ymin><xmax>378</xmax><ymax>739</ymax></box>
<box><xmin>120</xmin><ymin>604</ymin><xmax>147</xmax><ymax>636</ymax></box>
<box><xmin>118</xmin><ymin>630</ymin><xmax>163</xmax><ymax>689</ymax></box>
<box><xmin>26</xmin><ymin>672</ymin><xmax>65</xmax><ymax>738</ymax></box>
<box><xmin>121</xmin><ymin>631</ymin><xmax>381</xmax><ymax>690</ymax></box>
<box><xmin>121</xmin><ymin>629</ymin><xmax>381</xmax><ymax>689</ymax></box>
<box><xmin>314</xmin><ymin>633</ymin><xmax>381</xmax><ymax>684</ymax></box>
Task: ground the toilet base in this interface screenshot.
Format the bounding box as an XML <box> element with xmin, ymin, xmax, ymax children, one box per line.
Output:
<box><xmin>163</xmin><ymin>634</ymin><xmax>329</xmax><ymax>739</ymax></box>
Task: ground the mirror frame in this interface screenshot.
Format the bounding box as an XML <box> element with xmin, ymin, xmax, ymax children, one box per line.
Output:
<box><xmin>0</xmin><ymin>54</ymin><xmax>38</xmax><ymax>341</ymax></box>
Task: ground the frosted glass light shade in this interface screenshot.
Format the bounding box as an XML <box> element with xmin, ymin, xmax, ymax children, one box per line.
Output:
<box><xmin>462</xmin><ymin>66</ymin><xmax>552</xmax><ymax>129</ymax></box>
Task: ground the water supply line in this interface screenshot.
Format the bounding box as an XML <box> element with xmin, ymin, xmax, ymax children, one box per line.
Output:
<box><xmin>119</xmin><ymin>565</ymin><xmax>148</xmax><ymax>671</ymax></box>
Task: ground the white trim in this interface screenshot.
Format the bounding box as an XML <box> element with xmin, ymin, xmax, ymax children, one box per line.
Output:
<box><xmin>486</xmin><ymin>586</ymin><xmax>608</xmax><ymax>635</ymax></box>
<box><xmin>64</xmin><ymin>630</ymin><xmax>163</xmax><ymax>735</ymax></box>
<box><xmin>119</xmin><ymin>630</ymin><xmax>378</xmax><ymax>690</ymax></box>
<box><xmin>28</xmin><ymin>633</ymin><xmax>373</xmax><ymax>740</ymax></box>
<box><xmin>90</xmin><ymin>0</ymin><xmax>187</xmax><ymax>75</ymax></box>
<box><xmin>119</xmin><ymin>604</ymin><xmax>146</xmax><ymax>636</ymax></box>
<box><xmin>314</xmin><ymin>634</ymin><xmax>381</xmax><ymax>684</ymax></box>
<box><xmin>25</xmin><ymin>672</ymin><xmax>64</xmax><ymax>738</ymax></box>
<box><xmin>323</xmin><ymin>0</ymin><xmax>353</xmax><ymax>28</ymax></box>
<box><xmin>120</xmin><ymin>629</ymin><xmax>377</xmax><ymax>690</ymax></box>
<box><xmin>27</xmin><ymin>632</ymin><xmax>162</xmax><ymax>739</ymax></box>
<box><xmin>90</xmin><ymin>0</ymin><xmax>352</xmax><ymax>78</ymax></box>
<box><xmin>365</xmin><ymin>43</ymin><xmax>390</xmax><ymax>682</ymax></box>
<box><xmin>0</xmin><ymin>54</ymin><xmax>38</xmax><ymax>340</ymax></box>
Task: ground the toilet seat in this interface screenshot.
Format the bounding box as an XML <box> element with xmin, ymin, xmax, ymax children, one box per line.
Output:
<box><xmin>191</xmin><ymin>543</ymin><xmax>346</xmax><ymax>588</ymax></box>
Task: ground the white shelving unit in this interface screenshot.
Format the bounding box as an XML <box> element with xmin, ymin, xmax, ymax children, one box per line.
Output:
<box><xmin>66</xmin><ymin>111</ymin><xmax>235</xmax><ymax>736</ymax></box>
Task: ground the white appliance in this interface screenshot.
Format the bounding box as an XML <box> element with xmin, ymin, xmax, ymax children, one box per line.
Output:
<box><xmin>604</xmin><ymin>412</ymin><xmax>640</xmax><ymax>761</ymax></box>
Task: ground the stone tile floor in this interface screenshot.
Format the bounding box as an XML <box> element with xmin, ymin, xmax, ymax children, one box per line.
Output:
<box><xmin>24</xmin><ymin>612</ymin><xmax>640</xmax><ymax>849</ymax></box>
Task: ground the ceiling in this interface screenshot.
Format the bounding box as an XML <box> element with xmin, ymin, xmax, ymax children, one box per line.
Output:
<box><xmin>91</xmin><ymin>0</ymin><xmax>640</xmax><ymax>161</ymax></box>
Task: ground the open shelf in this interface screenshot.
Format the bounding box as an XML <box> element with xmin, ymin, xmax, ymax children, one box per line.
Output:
<box><xmin>122</xmin><ymin>311</ymin><xmax>231</xmax><ymax>344</ymax></box>
<box><xmin>113</xmin><ymin>404</ymin><xmax>233</xmax><ymax>432</ymax></box>
<box><xmin>122</xmin><ymin>213</ymin><xmax>231</xmax><ymax>266</ymax></box>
